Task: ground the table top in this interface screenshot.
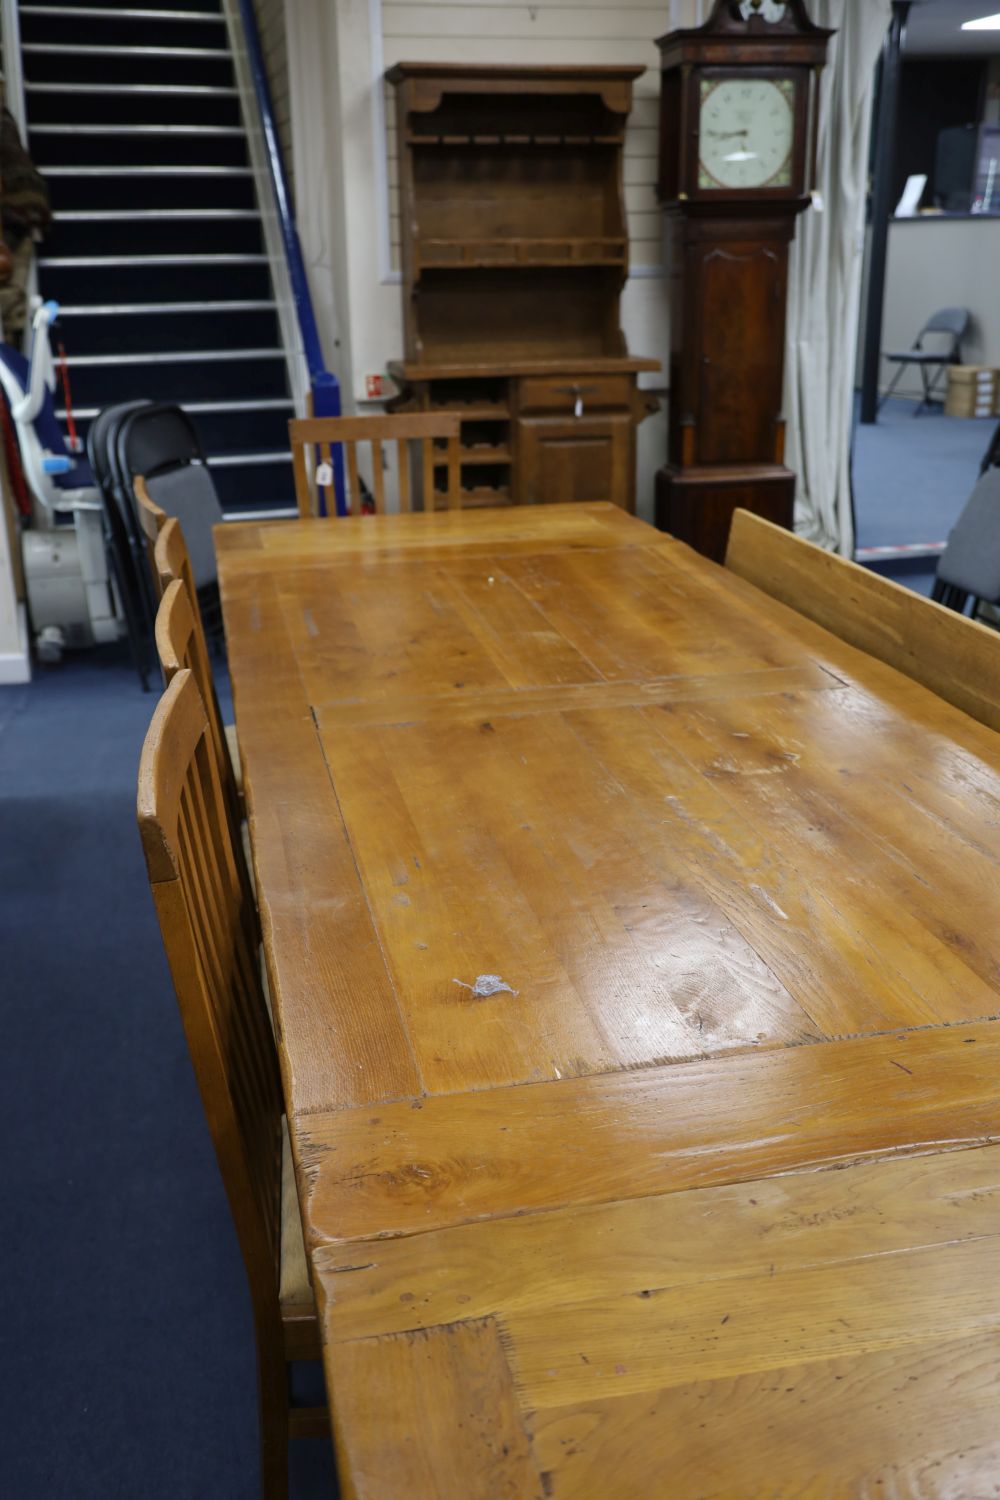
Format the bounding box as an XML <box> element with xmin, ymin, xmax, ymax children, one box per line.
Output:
<box><xmin>218</xmin><ymin>503</ymin><xmax>1000</xmax><ymax>1499</ymax></box>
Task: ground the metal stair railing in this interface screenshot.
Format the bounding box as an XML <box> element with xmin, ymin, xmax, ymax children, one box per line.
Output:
<box><xmin>224</xmin><ymin>0</ymin><xmax>346</xmax><ymax>514</ymax></box>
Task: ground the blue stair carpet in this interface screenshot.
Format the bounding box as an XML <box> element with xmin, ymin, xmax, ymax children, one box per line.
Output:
<box><xmin>0</xmin><ymin>644</ymin><xmax>334</xmax><ymax>1498</ymax></box>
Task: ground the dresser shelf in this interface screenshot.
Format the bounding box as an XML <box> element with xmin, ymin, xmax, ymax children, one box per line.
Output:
<box><xmin>387</xmin><ymin>63</ymin><xmax>659</xmax><ymax>512</ymax></box>
<box><xmin>416</xmin><ymin>237</ymin><xmax>628</xmax><ymax>274</ymax></box>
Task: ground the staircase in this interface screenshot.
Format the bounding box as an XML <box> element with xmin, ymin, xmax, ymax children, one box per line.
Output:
<box><xmin>17</xmin><ymin>0</ymin><xmax>297</xmax><ymax>515</ymax></box>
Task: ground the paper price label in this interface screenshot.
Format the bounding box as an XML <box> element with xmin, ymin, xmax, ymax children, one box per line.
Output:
<box><xmin>315</xmin><ymin>462</ymin><xmax>333</xmax><ymax>488</ymax></box>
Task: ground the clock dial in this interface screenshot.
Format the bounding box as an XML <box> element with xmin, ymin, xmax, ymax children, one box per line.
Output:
<box><xmin>698</xmin><ymin>77</ymin><xmax>795</xmax><ymax>191</ymax></box>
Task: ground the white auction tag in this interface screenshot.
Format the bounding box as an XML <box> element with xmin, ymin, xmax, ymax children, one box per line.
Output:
<box><xmin>315</xmin><ymin>461</ymin><xmax>333</xmax><ymax>487</ymax></box>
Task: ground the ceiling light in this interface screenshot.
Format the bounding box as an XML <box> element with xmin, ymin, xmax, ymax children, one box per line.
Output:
<box><xmin>963</xmin><ymin>11</ymin><xmax>1000</xmax><ymax>28</ymax></box>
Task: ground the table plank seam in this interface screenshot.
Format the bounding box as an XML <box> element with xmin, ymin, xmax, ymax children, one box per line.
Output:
<box><xmin>285</xmin><ymin>1009</ymin><xmax>1000</xmax><ymax>1122</ymax></box>
<box><xmin>317</xmin><ymin>1224</ymin><xmax>1000</xmax><ymax>1354</ymax></box>
<box><xmin>314</xmin><ymin>665</ymin><xmax>851</xmax><ymax>731</ymax></box>
<box><xmin>294</xmin><ymin>1021</ymin><xmax>1000</xmax><ymax>1245</ymax></box>
<box><xmin>300</xmin><ymin>1137</ymin><xmax>1000</xmax><ymax>1254</ymax></box>
<box><xmin>308</xmin><ymin>703</ymin><xmax>428</xmax><ymax>1100</ymax></box>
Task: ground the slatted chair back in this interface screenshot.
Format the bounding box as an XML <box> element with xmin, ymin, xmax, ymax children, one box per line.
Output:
<box><xmin>725</xmin><ymin>508</ymin><xmax>1000</xmax><ymax>735</ymax></box>
<box><xmin>134</xmin><ymin>475</ymin><xmax>168</xmax><ymax>600</ymax></box>
<box><xmin>139</xmin><ymin>670</ymin><xmax>325</xmax><ymax>1492</ymax></box>
<box><xmin>154</xmin><ymin>563</ymin><xmax>241</xmax><ymax>841</ymax></box>
<box><xmin>137</xmin><ymin>668</ymin><xmax>283</xmax><ymax>1329</ymax></box>
<box><xmin>154</xmin><ymin>513</ymin><xmax>196</xmax><ymax>602</ymax></box>
<box><xmin>289</xmin><ymin>413</ymin><xmax>462</xmax><ymax>519</ymax></box>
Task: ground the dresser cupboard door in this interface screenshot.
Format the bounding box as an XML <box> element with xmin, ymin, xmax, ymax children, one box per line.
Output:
<box><xmin>516</xmin><ymin>415</ymin><xmax>631</xmax><ymax>508</ymax></box>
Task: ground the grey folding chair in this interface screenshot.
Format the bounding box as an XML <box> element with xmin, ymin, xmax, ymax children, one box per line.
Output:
<box><xmin>932</xmin><ymin>467</ymin><xmax>1000</xmax><ymax>618</ymax></box>
<box><xmin>980</xmin><ymin>420</ymin><xmax>1000</xmax><ymax>477</ymax></box>
<box><xmin>880</xmin><ymin>307</ymin><xmax>970</xmax><ymax>416</ymax></box>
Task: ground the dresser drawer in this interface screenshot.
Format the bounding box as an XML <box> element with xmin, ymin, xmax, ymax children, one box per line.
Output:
<box><xmin>518</xmin><ymin>375</ymin><xmax>632</xmax><ymax>415</ymax></box>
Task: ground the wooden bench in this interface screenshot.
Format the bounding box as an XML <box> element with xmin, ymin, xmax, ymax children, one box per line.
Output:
<box><xmin>725</xmin><ymin>508</ymin><xmax>1000</xmax><ymax>735</ymax></box>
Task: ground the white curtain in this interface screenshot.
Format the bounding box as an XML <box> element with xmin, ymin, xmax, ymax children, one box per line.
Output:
<box><xmin>784</xmin><ymin>0</ymin><xmax>892</xmax><ymax>555</ymax></box>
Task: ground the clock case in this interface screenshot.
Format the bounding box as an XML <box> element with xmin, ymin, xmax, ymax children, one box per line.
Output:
<box><xmin>654</xmin><ymin>0</ymin><xmax>832</xmax><ymax>561</ymax></box>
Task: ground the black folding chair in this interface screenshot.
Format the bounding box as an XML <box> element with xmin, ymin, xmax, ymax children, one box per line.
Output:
<box><xmin>980</xmin><ymin>419</ymin><xmax>1000</xmax><ymax>477</ymax></box>
<box><xmin>879</xmin><ymin>307</ymin><xmax>970</xmax><ymax>416</ymax></box>
<box><xmin>932</xmin><ymin>467</ymin><xmax>1000</xmax><ymax>618</ymax></box>
<box><xmin>87</xmin><ymin>399</ymin><xmax>156</xmax><ymax>689</ymax></box>
<box><xmin>115</xmin><ymin>404</ymin><xmax>226</xmax><ymax>644</ymax></box>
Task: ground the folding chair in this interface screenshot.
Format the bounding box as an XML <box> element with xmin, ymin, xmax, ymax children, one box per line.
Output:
<box><xmin>115</xmin><ymin>403</ymin><xmax>226</xmax><ymax>640</ymax></box>
<box><xmin>879</xmin><ymin>307</ymin><xmax>970</xmax><ymax>415</ymax></box>
<box><xmin>932</xmin><ymin>467</ymin><xmax>1000</xmax><ymax>618</ymax></box>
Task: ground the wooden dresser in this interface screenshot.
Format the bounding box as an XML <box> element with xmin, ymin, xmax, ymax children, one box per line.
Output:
<box><xmin>386</xmin><ymin>63</ymin><xmax>659</xmax><ymax>512</ymax></box>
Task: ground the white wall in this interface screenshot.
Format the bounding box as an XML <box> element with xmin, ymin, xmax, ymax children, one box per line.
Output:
<box><xmin>286</xmin><ymin>0</ymin><xmax>712</xmax><ymax>519</ymax></box>
<box><xmin>859</xmin><ymin>217</ymin><xmax>1000</xmax><ymax>398</ymax></box>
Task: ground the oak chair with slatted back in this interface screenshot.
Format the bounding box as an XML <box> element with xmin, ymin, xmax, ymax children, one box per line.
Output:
<box><xmin>725</xmin><ymin>507</ymin><xmax>1000</xmax><ymax>736</ymax></box>
<box><xmin>289</xmin><ymin>413</ymin><xmax>462</xmax><ymax>518</ymax></box>
<box><xmin>155</xmin><ymin>515</ymin><xmax>243</xmax><ymax>805</ymax></box>
<box><xmin>133</xmin><ymin>474</ymin><xmax>168</xmax><ymax>600</ymax></box>
<box><xmin>137</xmin><ymin>669</ymin><xmax>326</xmax><ymax>1500</ymax></box>
<box><xmin>155</xmin><ymin>572</ymin><xmax>246</xmax><ymax>866</ymax></box>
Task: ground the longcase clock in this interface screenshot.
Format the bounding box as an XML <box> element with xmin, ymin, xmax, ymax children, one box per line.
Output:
<box><xmin>655</xmin><ymin>0</ymin><xmax>832</xmax><ymax>562</ymax></box>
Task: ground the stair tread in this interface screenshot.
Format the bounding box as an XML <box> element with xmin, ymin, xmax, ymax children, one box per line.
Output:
<box><xmin>209</xmin><ymin>451</ymin><xmax>294</xmax><ymax>466</ymax></box>
<box><xmin>41</xmin><ymin>251</ymin><xmax>267</xmax><ymax>263</ymax></box>
<box><xmin>60</xmin><ymin>398</ymin><xmax>295</xmax><ymax>418</ymax></box>
<box><xmin>43</xmin><ymin>165</ymin><xmax>252</xmax><ymax>175</ymax></box>
<box><xmin>26</xmin><ymin>81</ymin><xmax>238</xmax><ymax>94</ymax></box>
<box><xmin>22</xmin><ymin>5</ymin><xmax>224</xmax><ymax>17</ymax></box>
<box><xmin>58</xmin><ymin>299</ymin><xmax>277</xmax><ymax>313</ymax></box>
<box><xmin>61</xmin><ymin>347</ymin><xmax>286</xmax><ymax>365</ymax></box>
<box><xmin>33</xmin><ymin>124</ymin><xmax>245</xmax><ymax>134</ymax></box>
<box><xmin>26</xmin><ymin>0</ymin><xmax>297</xmax><ymax>504</ymax></box>
<box><xmin>24</xmin><ymin>42</ymin><xmax>230</xmax><ymax>56</ymax></box>
<box><xmin>54</xmin><ymin>207</ymin><xmax>260</xmax><ymax>219</ymax></box>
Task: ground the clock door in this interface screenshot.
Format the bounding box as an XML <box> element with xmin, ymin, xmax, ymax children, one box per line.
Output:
<box><xmin>691</xmin><ymin>234</ymin><xmax>789</xmax><ymax>466</ymax></box>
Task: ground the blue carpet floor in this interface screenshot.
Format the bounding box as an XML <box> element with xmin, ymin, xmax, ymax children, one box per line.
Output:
<box><xmin>0</xmin><ymin>644</ymin><xmax>335</xmax><ymax>1499</ymax></box>
<box><xmin>852</xmin><ymin>395</ymin><xmax>998</xmax><ymax>596</ymax></box>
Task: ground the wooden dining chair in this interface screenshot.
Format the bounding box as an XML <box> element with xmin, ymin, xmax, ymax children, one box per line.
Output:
<box><xmin>155</xmin><ymin>572</ymin><xmax>247</xmax><ymax>863</ymax></box>
<box><xmin>725</xmin><ymin>507</ymin><xmax>1000</xmax><ymax>735</ymax></box>
<box><xmin>137</xmin><ymin>668</ymin><xmax>326</xmax><ymax>1500</ymax></box>
<box><xmin>134</xmin><ymin>474</ymin><xmax>168</xmax><ymax>599</ymax></box>
<box><xmin>154</xmin><ymin>515</ymin><xmax>243</xmax><ymax>799</ymax></box>
<box><xmin>289</xmin><ymin>413</ymin><xmax>462</xmax><ymax>518</ymax></box>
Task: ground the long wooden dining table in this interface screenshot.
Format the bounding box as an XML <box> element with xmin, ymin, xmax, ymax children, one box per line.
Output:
<box><xmin>217</xmin><ymin>502</ymin><xmax>1000</xmax><ymax>1498</ymax></box>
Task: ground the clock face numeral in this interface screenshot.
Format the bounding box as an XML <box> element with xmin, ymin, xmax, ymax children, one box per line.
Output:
<box><xmin>698</xmin><ymin>77</ymin><xmax>795</xmax><ymax>191</ymax></box>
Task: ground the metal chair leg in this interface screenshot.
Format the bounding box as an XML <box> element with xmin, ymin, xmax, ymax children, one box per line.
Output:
<box><xmin>915</xmin><ymin>361</ymin><xmax>932</xmax><ymax>416</ymax></box>
<box><xmin>877</xmin><ymin>361</ymin><xmax>906</xmax><ymax>413</ymax></box>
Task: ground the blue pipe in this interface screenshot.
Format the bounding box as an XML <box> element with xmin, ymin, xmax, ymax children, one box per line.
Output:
<box><xmin>236</xmin><ymin>0</ymin><xmax>346</xmax><ymax>515</ymax></box>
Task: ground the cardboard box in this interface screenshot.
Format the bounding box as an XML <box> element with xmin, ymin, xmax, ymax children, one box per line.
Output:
<box><xmin>945</xmin><ymin>365</ymin><xmax>998</xmax><ymax>418</ymax></box>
